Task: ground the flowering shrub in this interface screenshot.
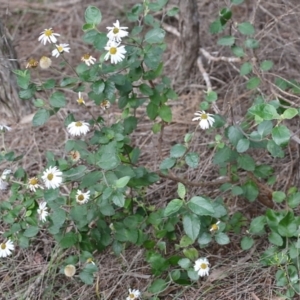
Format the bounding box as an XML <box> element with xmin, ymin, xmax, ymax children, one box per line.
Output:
<box><xmin>1</xmin><ymin>0</ymin><xmax>300</xmax><ymax>298</ymax></box>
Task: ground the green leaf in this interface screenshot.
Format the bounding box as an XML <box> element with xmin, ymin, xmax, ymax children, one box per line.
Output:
<box><xmin>244</xmin><ymin>38</ymin><xmax>259</xmax><ymax>49</ymax></box>
<box><xmin>115</xmin><ymin>176</ymin><xmax>130</xmax><ymax>188</ymax></box>
<box><xmin>185</xmin><ymin>152</ymin><xmax>199</xmax><ymax>168</ymax></box>
<box><xmin>79</xmin><ymin>264</ymin><xmax>98</xmax><ymax>285</ymax></box>
<box><xmin>260</xmin><ymin>60</ymin><xmax>273</xmax><ymax>71</ymax></box>
<box><xmin>249</xmin><ymin>215</ymin><xmax>266</xmax><ymax>233</ymax></box>
<box><xmin>187</xmin><ymin>196</ymin><xmax>215</xmax><ymax>216</ymax></box>
<box><xmin>214</xmin><ymin>232</ymin><xmax>230</xmax><ymax>245</ymax></box>
<box><xmin>23</xmin><ymin>226</ymin><xmax>39</xmax><ymax>238</ymax></box>
<box><xmin>60</xmin><ymin>232</ymin><xmax>78</xmax><ymax>249</ymax></box>
<box><xmin>257</xmin><ymin>120</ymin><xmax>273</xmax><ymax>137</ymax></box>
<box><xmin>272</xmin><ymin>191</ymin><xmax>286</xmax><ymax>203</ymax></box>
<box><xmin>209</xmin><ymin>19</ymin><xmax>224</xmax><ymax>34</ymax></box>
<box><xmin>205</xmin><ymin>91</ymin><xmax>218</xmax><ymax>102</ymax></box>
<box><xmin>236</xmin><ymin>138</ymin><xmax>250</xmax><ymax>153</ymax></box>
<box><xmin>92</xmin><ymin>80</ymin><xmax>105</xmax><ymax>94</ymax></box>
<box><xmin>237</xmin><ymin>154</ymin><xmax>255</xmax><ymax>171</ymax></box>
<box><xmin>64</xmin><ymin>165</ymin><xmax>87</xmax><ymax>181</ymax></box>
<box><xmin>177</xmin><ymin>183</ymin><xmax>186</xmax><ymax>200</ymax></box>
<box><xmin>124</xmin><ymin>116</ymin><xmax>138</xmax><ymax>134</ymax></box>
<box><xmin>237</xmin><ymin>22</ymin><xmax>255</xmax><ymax>35</ymax></box>
<box><xmin>246</xmin><ymin>77</ymin><xmax>260</xmax><ymax>90</ymax></box>
<box><xmin>231</xmin><ymin>45</ymin><xmax>245</xmax><ymax>57</ymax></box>
<box><xmin>183</xmin><ymin>248</ymin><xmax>198</xmax><ymax>261</ymax></box>
<box><xmin>85</xmin><ymin>6</ymin><xmax>102</xmax><ymax>24</ymax></box>
<box><xmin>267</xmin><ymin>140</ymin><xmax>285</xmax><ymax>158</ymax></box>
<box><xmin>282</xmin><ymin>108</ymin><xmax>298</xmax><ymax>119</ymax></box>
<box><xmin>112</xmin><ymin>191</ymin><xmax>125</xmax><ymax>207</ymax></box>
<box><xmin>197</xmin><ymin>232</ymin><xmax>212</xmax><ymax>246</ymax></box>
<box><xmin>144</xmin><ymin>28</ymin><xmax>165</xmax><ymax>44</ymax></box>
<box><xmin>287</xmin><ymin>192</ymin><xmax>300</xmax><ymax>209</ymax></box>
<box><xmin>217</xmin><ymin>35</ymin><xmax>235</xmax><ymax>46</ymax></box>
<box><xmin>219</xmin><ymin>8</ymin><xmax>232</xmax><ymax>26</ymax></box>
<box><xmin>32</xmin><ymin>109</ymin><xmax>50</xmax><ymax>126</ymax></box>
<box><xmin>242</xmin><ymin>180</ymin><xmax>259</xmax><ymax>202</ymax></box>
<box><xmin>164</xmin><ymin>199</ymin><xmax>183</xmax><ymax>217</ymax></box>
<box><xmin>268</xmin><ymin>231</ymin><xmax>283</xmax><ymax>246</ymax></box>
<box><xmin>178</xmin><ymin>258</ymin><xmax>191</xmax><ymax>269</ymax></box>
<box><xmin>14</xmin><ymin>70</ymin><xmax>30</xmax><ymax>89</ymax></box>
<box><xmin>147</xmin><ymin>102</ymin><xmax>158</xmax><ymax>120</ymax></box>
<box><xmin>249</xmin><ymin>104</ymin><xmax>280</xmax><ymax>122</ymax></box>
<box><xmin>241</xmin><ymin>236</ymin><xmax>254</xmax><ymax>250</ymax></box>
<box><xmin>272</xmin><ymin>125</ymin><xmax>290</xmax><ymax>146</ymax></box>
<box><xmin>43</xmin><ymin>79</ymin><xmax>55</xmax><ymax>89</ymax></box>
<box><xmin>183</xmin><ymin>214</ymin><xmax>200</xmax><ymax>241</ymax></box>
<box><xmin>167</xmin><ymin>7</ymin><xmax>179</xmax><ymax>17</ymax></box>
<box><xmin>227</xmin><ymin>126</ymin><xmax>244</xmax><ymax>147</ymax></box>
<box><xmin>159</xmin><ymin>105</ymin><xmax>172</xmax><ymax>122</ymax></box>
<box><xmin>160</xmin><ymin>157</ymin><xmax>176</xmax><ymax>170</ymax></box>
<box><xmin>278</xmin><ymin>211</ymin><xmax>297</xmax><ymax>237</ymax></box>
<box><xmin>170</xmin><ymin>144</ymin><xmax>186</xmax><ymax>158</ymax></box>
<box><xmin>148</xmin><ymin>278</ymin><xmax>167</xmax><ymax>293</ymax></box>
<box><xmin>49</xmin><ymin>91</ymin><xmax>66</xmax><ymax>108</ymax></box>
<box><xmin>231</xmin><ymin>186</ymin><xmax>244</xmax><ymax>196</ymax></box>
<box><xmin>139</xmin><ymin>83</ymin><xmax>153</xmax><ymax>96</ymax></box>
<box><xmin>240</xmin><ymin>62</ymin><xmax>252</xmax><ymax>75</ymax></box>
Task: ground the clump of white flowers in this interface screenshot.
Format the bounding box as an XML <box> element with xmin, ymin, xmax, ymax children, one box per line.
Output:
<box><xmin>105</xmin><ymin>20</ymin><xmax>128</xmax><ymax>64</ymax></box>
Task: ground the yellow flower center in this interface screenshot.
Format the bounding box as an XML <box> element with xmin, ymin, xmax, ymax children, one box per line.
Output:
<box><xmin>1</xmin><ymin>243</ymin><xmax>6</xmax><ymax>250</ymax></box>
<box><xmin>29</xmin><ymin>178</ymin><xmax>38</xmax><ymax>185</ymax></box>
<box><xmin>200</xmin><ymin>263</ymin><xmax>207</xmax><ymax>269</ymax></box>
<box><xmin>109</xmin><ymin>47</ymin><xmax>117</xmax><ymax>55</ymax></box>
<box><xmin>44</xmin><ymin>29</ymin><xmax>53</xmax><ymax>37</ymax></box>
<box><xmin>201</xmin><ymin>113</ymin><xmax>208</xmax><ymax>120</ymax></box>
<box><xmin>113</xmin><ymin>27</ymin><xmax>119</xmax><ymax>34</ymax></box>
<box><xmin>82</xmin><ymin>53</ymin><xmax>91</xmax><ymax>60</ymax></box>
<box><xmin>57</xmin><ymin>45</ymin><xmax>64</xmax><ymax>53</ymax></box>
<box><xmin>129</xmin><ymin>294</ymin><xmax>135</xmax><ymax>299</ymax></box>
<box><xmin>78</xmin><ymin>194</ymin><xmax>84</xmax><ymax>201</ymax></box>
<box><xmin>26</xmin><ymin>58</ymin><xmax>38</xmax><ymax>69</ymax></box>
<box><xmin>75</xmin><ymin>121</ymin><xmax>83</xmax><ymax>127</ymax></box>
<box><xmin>47</xmin><ymin>173</ymin><xmax>54</xmax><ymax>181</ymax></box>
<box><xmin>77</xmin><ymin>97</ymin><xmax>84</xmax><ymax>105</ymax></box>
<box><xmin>211</xmin><ymin>223</ymin><xmax>219</xmax><ymax>231</ymax></box>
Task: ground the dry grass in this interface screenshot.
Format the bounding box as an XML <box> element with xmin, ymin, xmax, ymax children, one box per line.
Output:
<box><xmin>1</xmin><ymin>0</ymin><xmax>300</xmax><ymax>299</ymax></box>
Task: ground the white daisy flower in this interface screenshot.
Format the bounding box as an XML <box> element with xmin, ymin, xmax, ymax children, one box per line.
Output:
<box><xmin>28</xmin><ymin>177</ymin><xmax>44</xmax><ymax>192</ymax></box>
<box><xmin>39</xmin><ymin>56</ymin><xmax>52</xmax><ymax>69</ymax></box>
<box><xmin>0</xmin><ymin>239</ymin><xmax>14</xmax><ymax>258</ymax></box>
<box><xmin>0</xmin><ymin>169</ymin><xmax>11</xmax><ymax>190</ymax></box>
<box><xmin>104</xmin><ymin>40</ymin><xmax>126</xmax><ymax>64</ymax></box>
<box><xmin>67</xmin><ymin>121</ymin><xmax>90</xmax><ymax>136</ymax></box>
<box><xmin>42</xmin><ymin>166</ymin><xmax>63</xmax><ymax>189</ymax></box>
<box><xmin>107</xmin><ymin>20</ymin><xmax>128</xmax><ymax>42</ymax></box>
<box><xmin>38</xmin><ymin>28</ymin><xmax>60</xmax><ymax>45</ymax></box>
<box><xmin>64</xmin><ymin>264</ymin><xmax>76</xmax><ymax>277</ymax></box>
<box><xmin>76</xmin><ymin>92</ymin><xmax>85</xmax><ymax>105</ymax></box>
<box><xmin>126</xmin><ymin>289</ymin><xmax>141</xmax><ymax>300</ymax></box>
<box><xmin>37</xmin><ymin>202</ymin><xmax>49</xmax><ymax>222</ymax></box>
<box><xmin>210</xmin><ymin>221</ymin><xmax>220</xmax><ymax>232</ymax></box>
<box><xmin>81</xmin><ymin>54</ymin><xmax>96</xmax><ymax>66</ymax></box>
<box><xmin>76</xmin><ymin>190</ymin><xmax>90</xmax><ymax>205</ymax></box>
<box><xmin>0</xmin><ymin>124</ymin><xmax>11</xmax><ymax>132</ymax></box>
<box><xmin>52</xmin><ymin>43</ymin><xmax>70</xmax><ymax>58</ymax></box>
<box><xmin>194</xmin><ymin>257</ymin><xmax>210</xmax><ymax>277</ymax></box>
<box><xmin>192</xmin><ymin>111</ymin><xmax>215</xmax><ymax>130</ymax></box>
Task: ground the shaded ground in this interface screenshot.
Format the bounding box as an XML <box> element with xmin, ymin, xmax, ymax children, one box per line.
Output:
<box><xmin>1</xmin><ymin>0</ymin><xmax>300</xmax><ymax>299</ymax></box>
